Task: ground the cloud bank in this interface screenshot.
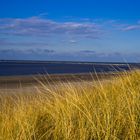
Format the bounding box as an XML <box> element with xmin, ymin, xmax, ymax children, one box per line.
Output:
<box><xmin>1</xmin><ymin>17</ymin><xmax>139</xmax><ymax>40</ymax></box>
<box><xmin>0</xmin><ymin>49</ymin><xmax>140</xmax><ymax>62</ymax></box>
<box><xmin>0</xmin><ymin>17</ymin><xmax>102</xmax><ymax>39</ymax></box>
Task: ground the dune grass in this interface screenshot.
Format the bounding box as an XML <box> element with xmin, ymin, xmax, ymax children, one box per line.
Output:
<box><xmin>0</xmin><ymin>71</ymin><xmax>140</xmax><ymax>140</ymax></box>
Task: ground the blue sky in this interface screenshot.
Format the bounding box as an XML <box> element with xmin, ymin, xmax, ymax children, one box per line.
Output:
<box><xmin>0</xmin><ymin>0</ymin><xmax>140</xmax><ymax>62</ymax></box>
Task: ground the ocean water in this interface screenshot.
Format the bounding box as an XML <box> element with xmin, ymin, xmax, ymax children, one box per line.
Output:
<box><xmin>0</xmin><ymin>60</ymin><xmax>140</xmax><ymax>76</ymax></box>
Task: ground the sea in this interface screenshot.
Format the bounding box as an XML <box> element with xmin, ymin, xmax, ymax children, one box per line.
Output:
<box><xmin>0</xmin><ymin>60</ymin><xmax>140</xmax><ymax>76</ymax></box>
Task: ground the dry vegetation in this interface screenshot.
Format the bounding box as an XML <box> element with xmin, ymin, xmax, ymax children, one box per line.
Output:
<box><xmin>0</xmin><ymin>71</ymin><xmax>140</xmax><ymax>140</ymax></box>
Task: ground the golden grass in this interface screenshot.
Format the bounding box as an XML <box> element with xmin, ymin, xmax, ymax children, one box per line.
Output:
<box><xmin>0</xmin><ymin>70</ymin><xmax>140</xmax><ymax>140</ymax></box>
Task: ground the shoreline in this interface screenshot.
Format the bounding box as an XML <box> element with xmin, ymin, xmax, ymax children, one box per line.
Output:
<box><xmin>0</xmin><ymin>72</ymin><xmax>122</xmax><ymax>90</ymax></box>
<box><xmin>0</xmin><ymin>72</ymin><xmax>120</xmax><ymax>95</ymax></box>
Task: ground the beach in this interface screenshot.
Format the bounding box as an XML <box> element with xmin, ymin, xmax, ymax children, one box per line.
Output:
<box><xmin>0</xmin><ymin>72</ymin><xmax>121</xmax><ymax>94</ymax></box>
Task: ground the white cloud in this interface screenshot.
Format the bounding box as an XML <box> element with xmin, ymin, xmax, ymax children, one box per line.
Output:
<box><xmin>69</xmin><ymin>40</ymin><xmax>77</xmax><ymax>44</ymax></box>
<box><xmin>122</xmin><ymin>25</ymin><xmax>140</xmax><ymax>31</ymax></box>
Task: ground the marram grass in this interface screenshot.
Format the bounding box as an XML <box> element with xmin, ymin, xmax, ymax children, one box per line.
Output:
<box><xmin>0</xmin><ymin>71</ymin><xmax>140</xmax><ymax>140</ymax></box>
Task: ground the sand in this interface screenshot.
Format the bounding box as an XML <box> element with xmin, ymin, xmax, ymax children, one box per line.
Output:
<box><xmin>0</xmin><ymin>72</ymin><xmax>121</xmax><ymax>94</ymax></box>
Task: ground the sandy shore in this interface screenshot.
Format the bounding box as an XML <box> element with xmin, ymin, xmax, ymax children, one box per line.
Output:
<box><xmin>0</xmin><ymin>72</ymin><xmax>121</xmax><ymax>94</ymax></box>
<box><xmin>0</xmin><ymin>73</ymin><xmax>120</xmax><ymax>85</ymax></box>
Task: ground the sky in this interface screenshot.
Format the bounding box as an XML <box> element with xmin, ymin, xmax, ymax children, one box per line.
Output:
<box><xmin>0</xmin><ymin>0</ymin><xmax>140</xmax><ymax>62</ymax></box>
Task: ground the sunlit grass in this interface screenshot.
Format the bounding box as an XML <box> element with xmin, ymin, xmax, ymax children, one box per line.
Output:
<box><xmin>0</xmin><ymin>70</ymin><xmax>140</xmax><ymax>139</ymax></box>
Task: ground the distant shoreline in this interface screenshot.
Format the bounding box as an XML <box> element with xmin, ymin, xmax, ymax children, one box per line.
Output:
<box><xmin>0</xmin><ymin>60</ymin><xmax>139</xmax><ymax>64</ymax></box>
